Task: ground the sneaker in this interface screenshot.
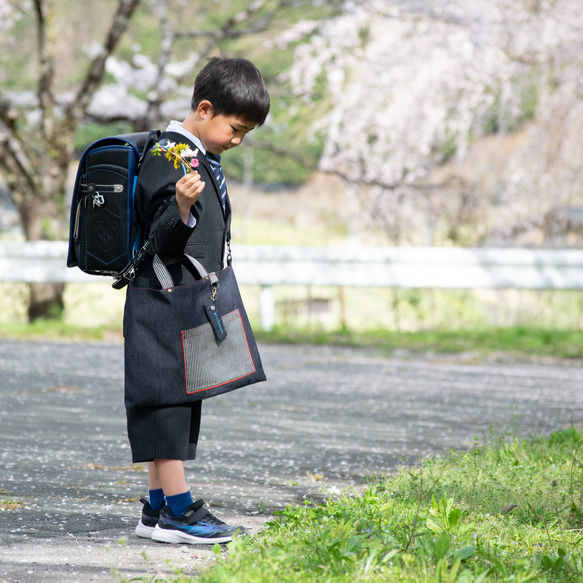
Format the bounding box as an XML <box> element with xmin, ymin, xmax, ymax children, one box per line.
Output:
<box><xmin>151</xmin><ymin>499</ymin><xmax>246</xmax><ymax>545</ymax></box>
<box><xmin>135</xmin><ymin>498</ymin><xmax>160</xmax><ymax>539</ymax></box>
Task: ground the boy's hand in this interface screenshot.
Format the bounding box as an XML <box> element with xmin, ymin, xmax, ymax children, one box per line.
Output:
<box><xmin>176</xmin><ymin>171</ymin><xmax>205</xmax><ymax>224</ymax></box>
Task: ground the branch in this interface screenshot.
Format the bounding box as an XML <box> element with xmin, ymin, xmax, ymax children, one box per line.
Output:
<box><xmin>144</xmin><ymin>0</ymin><xmax>177</xmax><ymax>123</ymax></box>
<box><xmin>0</xmin><ymin>121</ymin><xmax>38</xmax><ymax>200</ymax></box>
<box><xmin>144</xmin><ymin>0</ymin><xmax>292</xmax><ymax>122</ymax></box>
<box><xmin>245</xmin><ymin>138</ymin><xmax>315</xmax><ymax>169</ymax></box>
<box><xmin>246</xmin><ymin>138</ymin><xmax>453</xmax><ymax>192</ymax></box>
<box><xmin>175</xmin><ymin>0</ymin><xmax>277</xmax><ymax>40</ymax></box>
<box><xmin>501</xmin><ymin>46</ymin><xmax>545</xmax><ymax>65</ymax></box>
<box><xmin>176</xmin><ymin>0</ymin><xmax>300</xmax><ymax>60</ymax></box>
<box><xmin>319</xmin><ymin>166</ymin><xmax>402</xmax><ymax>191</ymax></box>
<box><xmin>319</xmin><ymin>165</ymin><xmax>454</xmax><ymax>193</ymax></box>
<box><xmin>65</xmin><ymin>0</ymin><xmax>141</xmax><ymax>127</ymax></box>
<box><xmin>0</xmin><ymin>97</ymin><xmax>18</xmax><ymax>133</ymax></box>
<box><xmin>360</xmin><ymin>0</ymin><xmax>466</xmax><ymax>28</ymax></box>
<box><xmin>189</xmin><ymin>4</ymin><xmax>270</xmax><ymax>63</ymax></box>
<box><xmin>33</xmin><ymin>0</ymin><xmax>56</xmax><ymax>138</ymax></box>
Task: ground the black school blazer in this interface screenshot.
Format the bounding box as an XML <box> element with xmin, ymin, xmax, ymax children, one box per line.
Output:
<box><xmin>131</xmin><ymin>131</ymin><xmax>231</xmax><ymax>289</ymax></box>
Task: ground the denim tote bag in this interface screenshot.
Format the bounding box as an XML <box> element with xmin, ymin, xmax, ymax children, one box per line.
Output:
<box><xmin>124</xmin><ymin>254</ymin><xmax>266</xmax><ymax>408</ymax></box>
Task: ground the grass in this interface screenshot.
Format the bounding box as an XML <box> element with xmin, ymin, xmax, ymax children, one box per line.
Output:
<box><xmin>118</xmin><ymin>427</ymin><xmax>583</xmax><ymax>583</ymax></box>
<box><xmin>0</xmin><ymin>320</ymin><xmax>121</xmax><ymax>343</ymax></box>
<box><xmin>256</xmin><ymin>326</ymin><xmax>583</xmax><ymax>361</ymax></box>
<box><xmin>1</xmin><ymin>319</ymin><xmax>582</xmax><ymax>361</ymax></box>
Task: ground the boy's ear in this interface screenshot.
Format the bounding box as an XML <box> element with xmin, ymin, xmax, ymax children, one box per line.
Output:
<box><xmin>197</xmin><ymin>100</ymin><xmax>214</xmax><ymax>119</ymax></box>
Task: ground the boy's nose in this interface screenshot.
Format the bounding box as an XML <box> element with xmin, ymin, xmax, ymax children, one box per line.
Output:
<box><xmin>231</xmin><ymin>135</ymin><xmax>243</xmax><ymax>146</ymax></box>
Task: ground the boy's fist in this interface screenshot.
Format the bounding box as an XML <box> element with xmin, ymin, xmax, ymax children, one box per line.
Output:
<box><xmin>176</xmin><ymin>171</ymin><xmax>205</xmax><ymax>224</ymax></box>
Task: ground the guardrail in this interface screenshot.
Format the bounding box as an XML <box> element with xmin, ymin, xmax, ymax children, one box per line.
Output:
<box><xmin>2</xmin><ymin>241</ymin><xmax>583</xmax><ymax>329</ymax></box>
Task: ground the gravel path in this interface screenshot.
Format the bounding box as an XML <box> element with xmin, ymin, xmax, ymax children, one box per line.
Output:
<box><xmin>0</xmin><ymin>340</ymin><xmax>581</xmax><ymax>582</ymax></box>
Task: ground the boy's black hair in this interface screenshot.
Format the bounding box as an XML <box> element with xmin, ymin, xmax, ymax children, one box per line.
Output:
<box><xmin>192</xmin><ymin>57</ymin><xmax>270</xmax><ymax>126</ymax></box>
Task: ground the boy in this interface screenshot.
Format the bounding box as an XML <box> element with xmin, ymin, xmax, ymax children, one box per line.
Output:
<box><xmin>125</xmin><ymin>56</ymin><xmax>270</xmax><ymax>545</ymax></box>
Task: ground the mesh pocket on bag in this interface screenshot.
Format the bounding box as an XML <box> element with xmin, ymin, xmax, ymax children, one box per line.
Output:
<box><xmin>181</xmin><ymin>309</ymin><xmax>256</xmax><ymax>395</ymax></box>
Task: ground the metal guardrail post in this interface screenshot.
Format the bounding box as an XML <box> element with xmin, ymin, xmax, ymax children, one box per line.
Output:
<box><xmin>259</xmin><ymin>285</ymin><xmax>276</xmax><ymax>331</ymax></box>
<box><xmin>3</xmin><ymin>242</ymin><xmax>583</xmax><ymax>332</ymax></box>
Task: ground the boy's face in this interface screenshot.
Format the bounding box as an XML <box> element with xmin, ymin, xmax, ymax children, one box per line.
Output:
<box><xmin>199</xmin><ymin>105</ymin><xmax>256</xmax><ymax>156</ymax></box>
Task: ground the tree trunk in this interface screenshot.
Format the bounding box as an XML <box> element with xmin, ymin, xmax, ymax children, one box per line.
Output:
<box><xmin>28</xmin><ymin>283</ymin><xmax>65</xmax><ymax>321</ymax></box>
<box><xmin>0</xmin><ymin>0</ymin><xmax>142</xmax><ymax>323</ymax></box>
<box><xmin>16</xmin><ymin>148</ymin><xmax>71</xmax><ymax>322</ymax></box>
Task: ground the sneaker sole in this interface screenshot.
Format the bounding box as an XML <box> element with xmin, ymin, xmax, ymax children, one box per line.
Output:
<box><xmin>151</xmin><ymin>525</ymin><xmax>233</xmax><ymax>545</ymax></box>
<box><xmin>135</xmin><ymin>520</ymin><xmax>156</xmax><ymax>539</ymax></box>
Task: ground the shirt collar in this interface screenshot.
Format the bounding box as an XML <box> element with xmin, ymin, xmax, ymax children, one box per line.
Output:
<box><xmin>166</xmin><ymin>120</ymin><xmax>206</xmax><ymax>155</ymax></box>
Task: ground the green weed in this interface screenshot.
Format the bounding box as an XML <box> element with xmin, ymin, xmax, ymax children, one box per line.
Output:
<box><xmin>5</xmin><ymin>316</ymin><xmax>583</xmax><ymax>361</ymax></box>
<box><xmin>0</xmin><ymin>498</ymin><xmax>23</xmax><ymax>511</ymax></box>
<box><xmin>257</xmin><ymin>326</ymin><xmax>583</xmax><ymax>361</ymax></box>
<box><xmin>119</xmin><ymin>427</ymin><xmax>583</xmax><ymax>582</ymax></box>
<box><xmin>0</xmin><ymin>320</ymin><xmax>120</xmax><ymax>343</ymax></box>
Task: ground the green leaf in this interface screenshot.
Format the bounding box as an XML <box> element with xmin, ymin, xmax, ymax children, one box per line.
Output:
<box><xmin>552</xmin><ymin>549</ymin><xmax>566</xmax><ymax>571</ymax></box>
<box><xmin>435</xmin><ymin>531</ymin><xmax>452</xmax><ymax>559</ymax></box>
<box><xmin>448</xmin><ymin>507</ymin><xmax>462</xmax><ymax>527</ymax></box>
<box><xmin>343</xmin><ymin>535</ymin><xmax>362</xmax><ymax>556</ymax></box>
<box><xmin>381</xmin><ymin>548</ymin><xmax>399</xmax><ymax>563</ymax></box>
<box><xmin>474</xmin><ymin>568</ymin><xmax>494</xmax><ymax>583</ymax></box>
<box><xmin>453</xmin><ymin>545</ymin><xmax>476</xmax><ymax>562</ymax></box>
<box><xmin>425</xmin><ymin>517</ymin><xmax>443</xmax><ymax>534</ymax></box>
<box><xmin>540</xmin><ymin>554</ymin><xmax>554</xmax><ymax>570</ymax></box>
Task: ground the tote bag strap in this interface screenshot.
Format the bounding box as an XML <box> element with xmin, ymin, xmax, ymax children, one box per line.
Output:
<box><xmin>152</xmin><ymin>254</ymin><xmax>219</xmax><ymax>290</ymax></box>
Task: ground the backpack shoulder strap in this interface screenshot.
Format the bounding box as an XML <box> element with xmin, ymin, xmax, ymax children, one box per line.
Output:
<box><xmin>112</xmin><ymin>238</ymin><xmax>155</xmax><ymax>289</ymax></box>
<box><xmin>109</xmin><ymin>130</ymin><xmax>161</xmax><ymax>289</ymax></box>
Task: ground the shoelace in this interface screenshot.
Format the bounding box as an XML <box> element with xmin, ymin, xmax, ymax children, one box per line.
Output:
<box><xmin>200</xmin><ymin>509</ymin><xmax>226</xmax><ymax>525</ymax></box>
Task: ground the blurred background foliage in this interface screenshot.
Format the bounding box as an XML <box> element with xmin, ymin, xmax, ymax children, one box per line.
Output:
<box><xmin>1</xmin><ymin>0</ymin><xmax>583</xmax><ymax>331</ymax></box>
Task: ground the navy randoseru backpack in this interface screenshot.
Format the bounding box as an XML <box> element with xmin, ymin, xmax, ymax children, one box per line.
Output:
<box><xmin>66</xmin><ymin>129</ymin><xmax>159</xmax><ymax>288</ymax></box>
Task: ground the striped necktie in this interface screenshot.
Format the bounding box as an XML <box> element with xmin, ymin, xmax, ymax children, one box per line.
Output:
<box><xmin>206</xmin><ymin>152</ymin><xmax>227</xmax><ymax>211</ymax></box>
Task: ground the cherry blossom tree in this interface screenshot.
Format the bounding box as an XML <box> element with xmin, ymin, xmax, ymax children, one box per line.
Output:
<box><xmin>281</xmin><ymin>0</ymin><xmax>583</xmax><ymax>246</ymax></box>
<box><xmin>0</xmin><ymin>0</ymin><xmax>141</xmax><ymax>319</ymax></box>
<box><xmin>0</xmin><ymin>0</ymin><xmax>340</xmax><ymax>320</ymax></box>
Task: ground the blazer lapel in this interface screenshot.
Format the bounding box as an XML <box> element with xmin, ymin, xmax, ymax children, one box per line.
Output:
<box><xmin>160</xmin><ymin>131</ymin><xmax>230</xmax><ymax>219</ymax></box>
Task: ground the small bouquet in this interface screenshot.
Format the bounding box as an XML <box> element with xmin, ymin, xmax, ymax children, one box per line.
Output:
<box><xmin>152</xmin><ymin>141</ymin><xmax>200</xmax><ymax>174</ymax></box>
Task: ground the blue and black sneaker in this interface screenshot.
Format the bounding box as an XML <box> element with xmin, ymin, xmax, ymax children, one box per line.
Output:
<box><xmin>151</xmin><ymin>499</ymin><xmax>245</xmax><ymax>545</ymax></box>
<box><xmin>135</xmin><ymin>498</ymin><xmax>160</xmax><ymax>539</ymax></box>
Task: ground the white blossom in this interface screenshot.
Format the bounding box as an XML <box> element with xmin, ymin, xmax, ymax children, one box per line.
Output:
<box><xmin>0</xmin><ymin>0</ymin><xmax>14</xmax><ymax>32</ymax></box>
<box><xmin>87</xmin><ymin>84</ymin><xmax>148</xmax><ymax>120</ymax></box>
<box><xmin>282</xmin><ymin>0</ymin><xmax>583</xmax><ymax>245</ymax></box>
<box><xmin>105</xmin><ymin>55</ymin><xmax>157</xmax><ymax>92</ymax></box>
